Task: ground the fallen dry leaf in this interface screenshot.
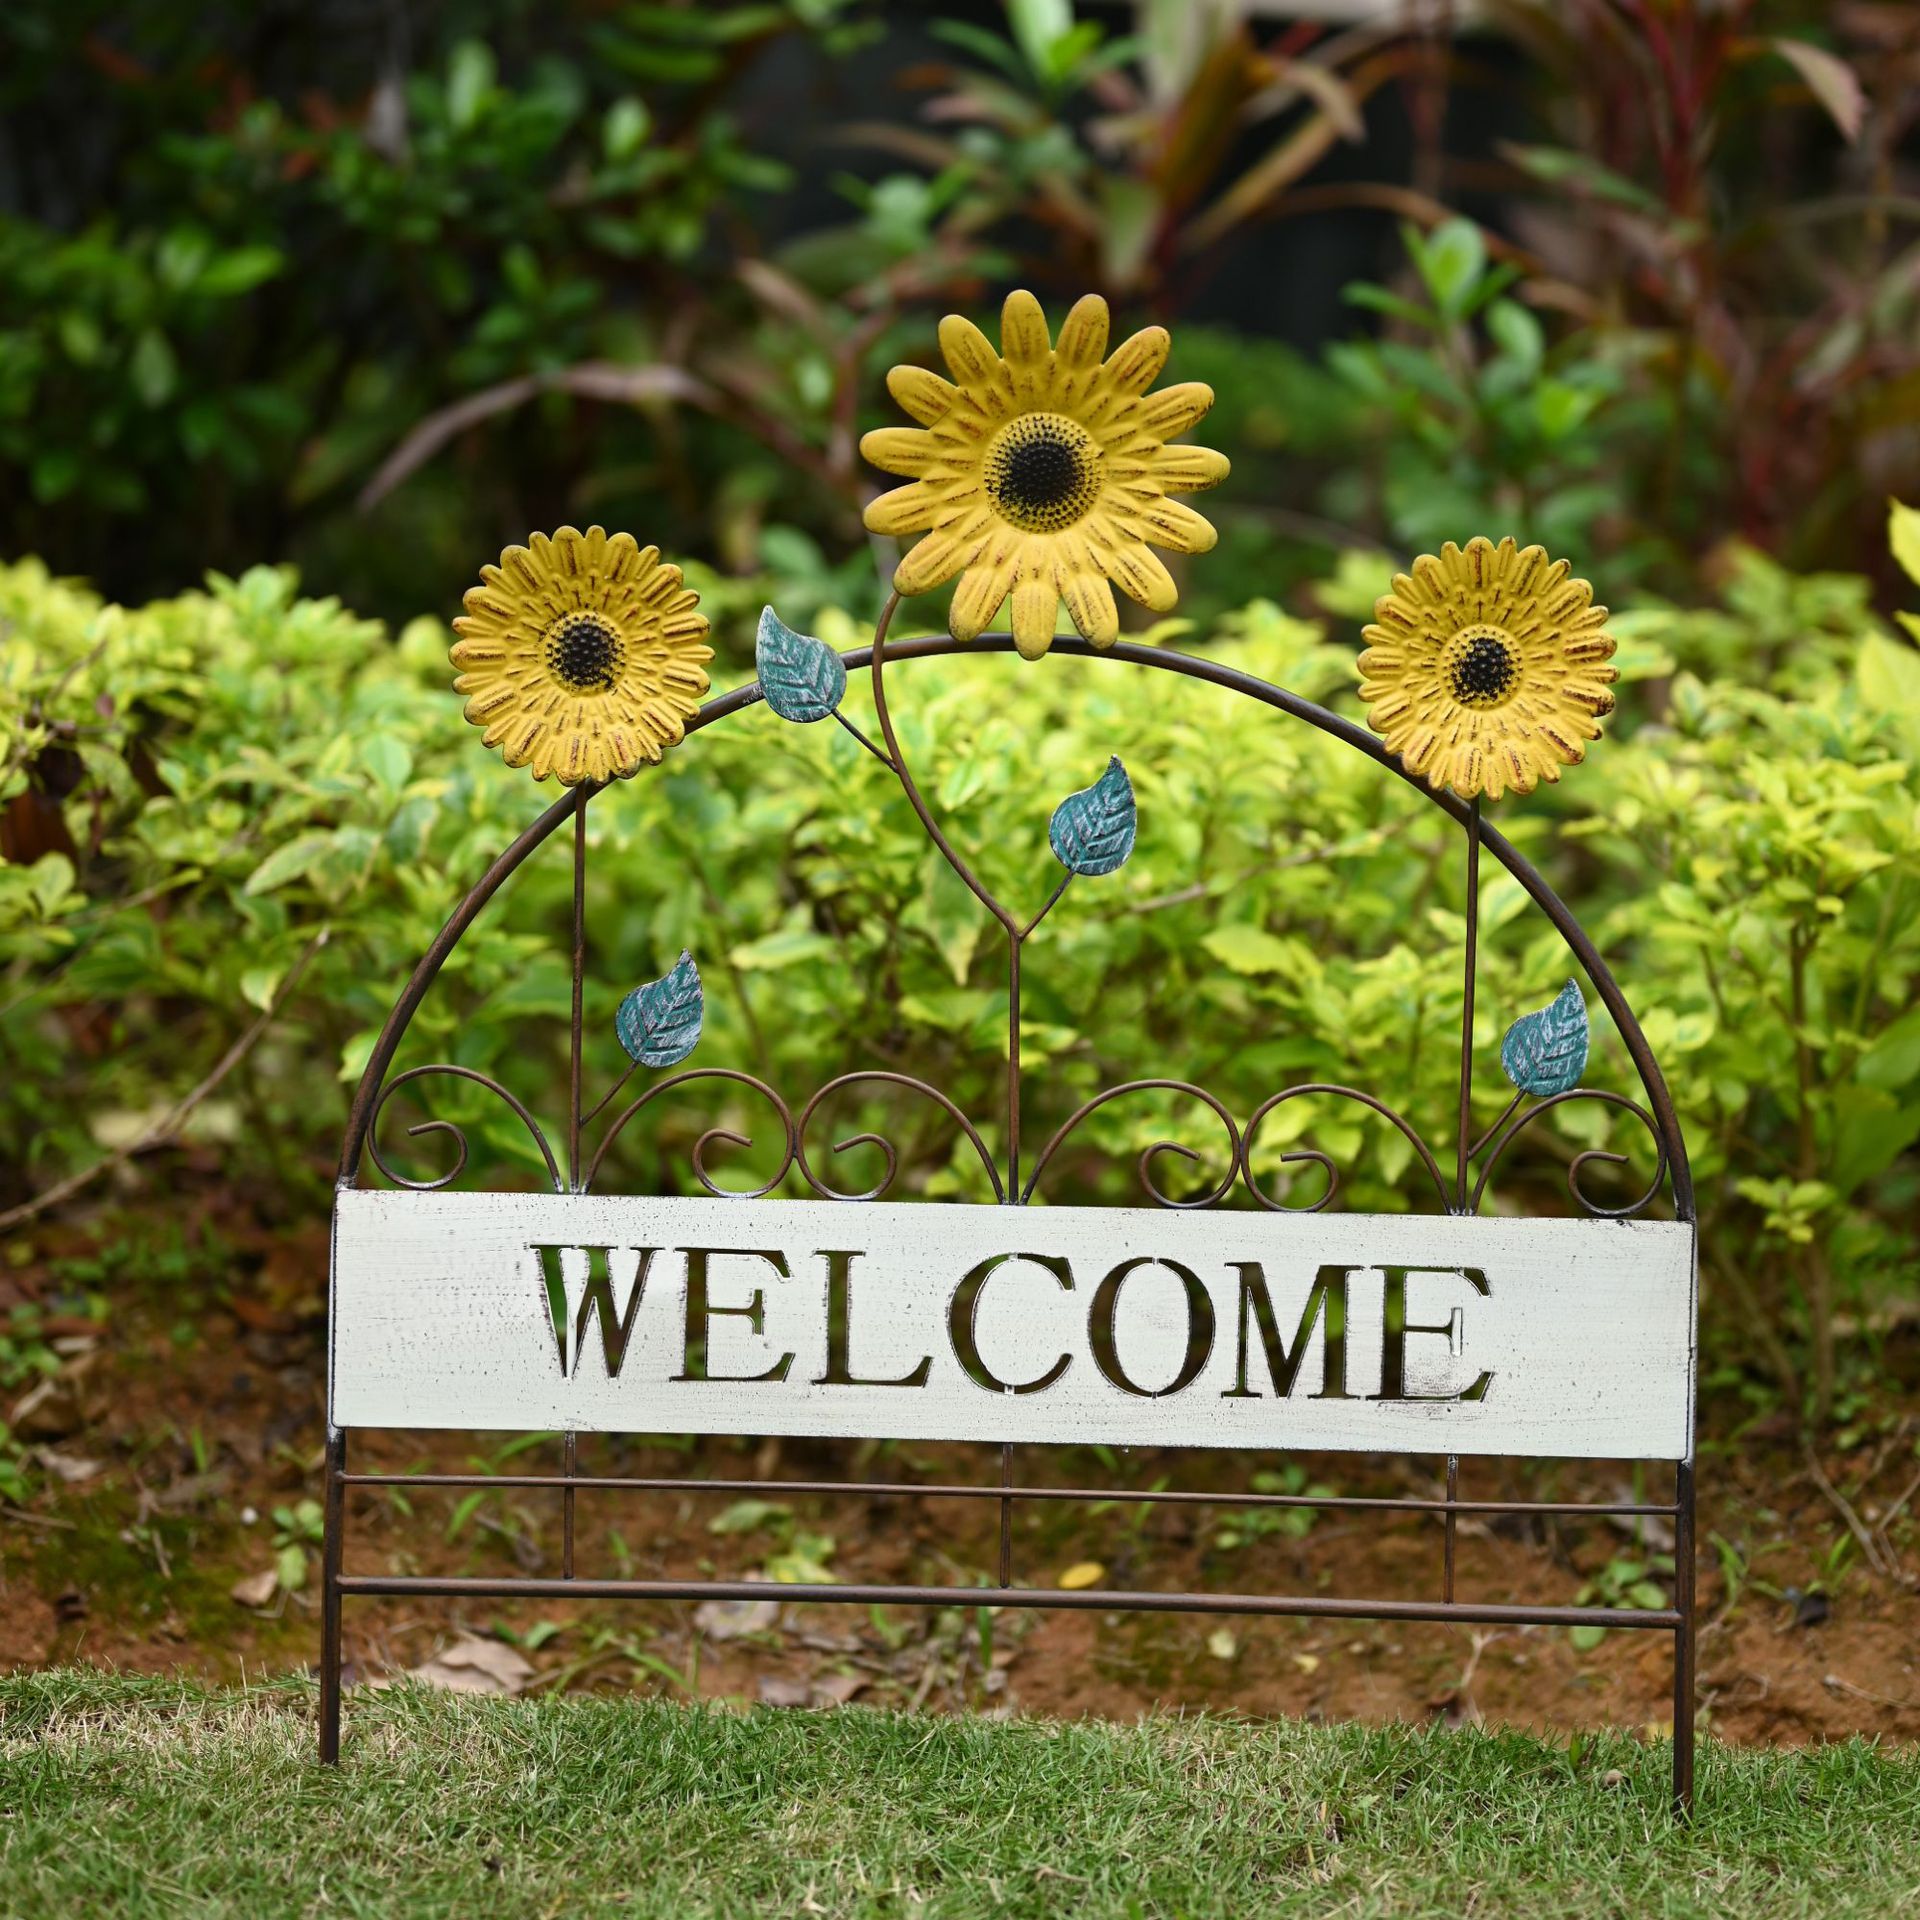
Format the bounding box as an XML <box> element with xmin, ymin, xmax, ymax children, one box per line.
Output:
<box><xmin>1057</xmin><ymin>1561</ymin><xmax>1105</xmax><ymax>1591</ymax></box>
<box><xmin>757</xmin><ymin>1675</ymin><xmax>812</xmax><ymax>1708</ymax></box>
<box><xmin>693</xmin><ymin>1596</ymin><xmax>781</xmax><ymax>1643</ymax></box>
<box><xmin>810</xmin><ymin>1672</ymin><xmax>869</xmax><ymax>1707</ymax></box>
<box><xmin>1207</xmin><ymin>1628</ymin><xmax>1238</xmax><ymax>1662</ymax></box>
<box><xmin>1293</xmin><ymin>1652</ymin><xmax>1321</xmax><ymax>1675</ymax></box>
<box><xmin>405</xmin><ymin>1636</ymin><xmax>535</xmax><ymax>1696</ymax></box>
<box><xmin>34</xmin><ymin>1448</ymin><xmax>103</xmax><ymax>1485</ymax></box>
<box><xmin>229</xmin><ymin>1568</ymin><xmax>278</xmax><ymax>1610</ymax></box>
<box><xmin>9</xmin><ymin>1358</ymin><xmax>97</xmax><ymax>1441</ymax></box>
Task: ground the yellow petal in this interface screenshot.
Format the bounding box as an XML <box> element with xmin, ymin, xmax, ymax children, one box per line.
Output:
<box><xmin>1010</xmin><ymin>576</ymin><xmax>1058</xmax><ymax>660</ymax></box>
<box><xmin>526</xmin><ymin>728</ymin><xmax>562</xmax><ymax>781</ymax></box>
<box><xmin>893</xmin><ymin>528</ymin><xmax>974</xmax><ymax>597</ymax></box>
<box><xmin>864</xmin><ymin>482</ymin><xmax>943</xmax><ymax>537</ymax></box>
<box><xmin>1136</xmin><ymin>497</ymin><xmax>1217</xmax><ymax>555</ymax></box>
<box><xmin>1102</xmin><ymin>325</ymin><xmax>1170</xmax><ymax>395</ymax></box>
<box><xmin>1136</xmin><ymin>381</ymin><xmax>1215</xmax><ymax>439</ymax></box>
<box><xmin>1055</xmin><ymin>294</ymin><xmax>1109</xmax><ymax>370</ymax></box>
<box><xmin>1148</xmin><ymin>445</ymin><xmax>1230</xmax><ymax>493</ymax></box>
<box><xmin>860</xmin><ymin>427</ymin><xmax>947</xmax><ymax>477</ymax></box>
<box><xmin>938</xmin><ymin>313</ymin><xmax>1003</xmax><ymax>390</ymax></box>
<box><xmin>1061</xmin><ymin>572</ymin><xmax>1119</xmax><ymax>647</ymax></box>
<box><xmin>499</xmin><ymin>545</ymin><xmax>542</xmax><ymax>595</ymax></box>
<box><xmin>604</xmin><ymin>530</ymin><xmax>643</xmax><ymax>582</ymax></box>
<box><xmin>1106</xmin><ymin>543</ymin><xmax>1179</xmax><ymax>612</ymax></box>
<box><xmin>886</xmin><ymin>363</ymin><xmax>962</xmax><ymax>425</ymax></box>
<box><xmin>949</xmin><ymin>560</ymin><xmax>1014</xmax><ymax>642</ymax></box>
<box><xmin>1000</xmin><ymin>288</ymin><xmax>1051</xmax><ymax>366</ymax></box>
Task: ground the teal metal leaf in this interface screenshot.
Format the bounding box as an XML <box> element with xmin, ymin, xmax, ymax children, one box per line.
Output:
<box><xmin>616</xmin><ymin>952</ymin><xmax>704</xmax><ymax>1067</ymax></box>
<box><xmin>1500</xmin><ymin>979</ymin><xmax>1589</xmax><ymax>1097</ymax></box>
<box><xmin>756</xmin><ymin>606</ymin><xmax>845</xmax><ymax>723</ymax></box>
<box><xmin>1048</xmin><ymin>757</ymin><xmax>1137</xmax><ymax>878</ymax></box>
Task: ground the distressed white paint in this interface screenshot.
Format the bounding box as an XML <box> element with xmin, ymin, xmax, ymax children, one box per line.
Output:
<box><xmin>329</xmin><ymin>1191</ymin><xmax>1696</xmax><ymax>1460</ymax></box>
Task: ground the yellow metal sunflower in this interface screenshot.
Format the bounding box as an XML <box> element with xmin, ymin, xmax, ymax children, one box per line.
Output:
<box><xmin>861</xmin><ymin>289</ymin><xmax>1229</xmax><ymax>660</ymax></box>
<box><xmin>450</xmin><ymin>527</ymin><xmax>712</xmax><ymax>785</ymax></box>
<box><xmin>1357</xmin><ymin>537</ymin><xmax>1617</xmax><ymax>801</ymax></box>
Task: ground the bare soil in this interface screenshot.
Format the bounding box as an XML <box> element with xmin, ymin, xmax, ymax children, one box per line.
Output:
<box><xmin>4</xmin><ymin>1204</ymin><xmax>1917</xmax><ymax>1747</ymax></box>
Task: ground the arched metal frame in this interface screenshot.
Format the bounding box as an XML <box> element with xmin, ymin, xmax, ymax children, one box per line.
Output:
<box><xmin>321</xmin><ymin>612</ymin><xmax>1699</xmax><ymax>1813</ymax></box>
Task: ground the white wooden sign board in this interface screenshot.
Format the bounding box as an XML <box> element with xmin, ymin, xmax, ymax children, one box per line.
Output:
<box><xmin>330</xmin><ymin>1191</ymin><xmax>1694</xmax><ymax>1460</ymax></box>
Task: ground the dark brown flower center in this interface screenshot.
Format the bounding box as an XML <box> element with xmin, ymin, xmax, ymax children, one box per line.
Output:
<box><xmin>985</xmin><ymin>413</ymin><xmax>1102</xmax><ymax>533</ymax></box>
<box><xmin>1445</xmin><ymin>624</ymin><xmax>1519</xmax><ymax>708</ymax></box>
<box><xmin>545</xmin><ymin>611</ymin><xmax>624</xmax><ymax>692</ymax></box>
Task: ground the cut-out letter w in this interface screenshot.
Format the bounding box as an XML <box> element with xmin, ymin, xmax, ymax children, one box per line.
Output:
<box><xmin>532</xmin><ymin>1245</ymin><xmax>659</xmax><ymax>1379</ymax></box>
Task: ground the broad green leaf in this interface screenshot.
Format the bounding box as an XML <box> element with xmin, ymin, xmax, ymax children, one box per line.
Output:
<box><xmin>603</xmin><ymin>97</ymin><xmax>651</xmax><ymax>161</ymax></box>
<box><xmin>908</xmin><ymin>854</ymin><xmax>984</xmax><ymax>986</ymax></box>
<box><xmin>708</xmin><ymin>1498</ymin><xmax>788</xmax><ymax>1535</ymax></box>
<box><xmin>1202</xmin><ymin>925</ymin><xmax>1295</xmax><ymax>976</ymax></box>
<box><xmin>1859</xmin><ymin>1004</ymin><xmax>1920</xmax><ymax>1092</ymax></box>
<box><xmin>1007</xmin><ymin>0</ymin><xmax>1074</xmax><ymax>76</ymax></box>
<box><xmin>197</xmin><ymin>246</ymin><xmax>286</xmax><ymax>298</ymax></box>
<box><xmin>359</xmin><ymin>732</ymin><xmax>413</xmax><ymax>791</ymax></box>
<box><xmin>1411</xmin><ymin>218</ymin><xmax>1485</xmax><ymax>318</ymax></box>
<box><xmin>275</xmin><ymin>1543</ymin><xmax>309</xmax><ymax>1594</ymax></box>
<box><xmin>1485</xmin><ymin>297</ymin><xmax>1543</xmax><ymax>373</ymax></box>
<box><xmin>1891</xmin><ymin>498</ymin><xmax>1920</xmax><ymax>587</ymax></box>
<box><xmin>615</xmin><ymin>952</ymin><xmax>704</xmax><ymax>1067</ymax></box>
<box><xmin>728</xmin><ymin>925</ymin><xmax>835</xmax><ymax>970</ymax></box>
<box><xmin>26</xmin><ymin>853</ymin><xmax>75</xmax><ymax>919</ymax></box>
<box><xmin>1501</xmin><ymin>980</ymin><xmax>1589</xmax><ymax>1097</ymax></box>
<box><xmin>130</xmin><ymin>329</ymin><xmax>178</xmax><ymax>407</ymax></box>
<box><xmin>239</xmin><ymin>966</ymin><xmax>282</xmax><ymax>1013</ymax></box>
<box><xmin>1857</xmin><ymin>631</ymin><xmax>1920</xmax><ymax>755</ymax></box>
<box><xmin>243</xmin><ymin>831</ymin><xmax>334</xmax><ymax>896</ymax></box>
<box><xmin>446</xmin><ymin>39</ymin><xmax>496</xmax><ymax>129</ymax></box>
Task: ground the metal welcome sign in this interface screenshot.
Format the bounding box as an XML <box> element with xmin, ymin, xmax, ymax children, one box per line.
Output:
<box><xmin>323</xmin><ymin>292</ymin><xmax>1699</xmax><ymax>1813</ymax></box>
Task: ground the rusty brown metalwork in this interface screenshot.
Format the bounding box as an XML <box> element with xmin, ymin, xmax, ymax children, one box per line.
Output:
<box><xmin>324</xmin><ymin>607</ymin><xmax>1700</xmax><ymax>1816</ymax></box>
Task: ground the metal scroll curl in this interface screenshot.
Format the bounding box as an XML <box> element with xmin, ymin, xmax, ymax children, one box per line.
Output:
<box><xmin>795</xmin><ymin>1072</ymin><xmax>1005</xmax><ymax>1203</ymax></box>
<box><xmin>1022</xmin><ymin>1079</ymin><xmax>1242</xmax><ymax>1209</ymax></box>
<box><xmin>366</xmin><ymin>1064</ymin><xmax>563</xmax><ymax>1194</ymax></box>
<box><xmin>582</xmin><ymin>1068</ymin><xmax>798</xmax><ymax>1197</ymax></box>
<box><xmin>1468</xmin><ymin>1087</ymin><xmax>1669</xmax><ymax>1220</ymax></box>
<box><xmin>1241</xmin><ymin>1083</ymin><xmax>1451</xmax><ymax>1215</ymax></box>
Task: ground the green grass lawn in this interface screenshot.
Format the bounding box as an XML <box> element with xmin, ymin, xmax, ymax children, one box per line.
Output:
<box><xmin>2</xmin><ymin>1674</ymin><xmax>1916</xmax><ymax>1918</ymax></box>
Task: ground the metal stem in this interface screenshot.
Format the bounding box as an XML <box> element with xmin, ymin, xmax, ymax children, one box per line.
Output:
<box><xmin>1455</xmin><ymin>796</ymin><xmax>1481</xmax><ymax>1214</ymax></box>
<box><xmin>1006</xmin><ymin>934</ymin><xmax>1021</xmax><ymax>1198</ymax></box>
<box><xmin>865</xmin><ymin>596</ymin><xmax>1015</xmax><ymax>935</ymax></box>
<box><xmin>319</xmin><ymin>1426</ymin><xmax>346</xmax><ymax>1764</ymax></box>
<box><xmin>567</xmin><ymin>792</ymin><xmax>588</xmax><ymax>1191</ymax></box>
<box><xmin>1673</xmin><ymin>1462</ymin><xmax>1698</xmax><ymax>1816</ymax></box>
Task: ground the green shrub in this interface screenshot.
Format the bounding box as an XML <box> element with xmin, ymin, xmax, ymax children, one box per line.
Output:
<box><xmin>2</xmin><ymin>534</ymin><xmax>1916</xmax><ymax>1428</ymax></box>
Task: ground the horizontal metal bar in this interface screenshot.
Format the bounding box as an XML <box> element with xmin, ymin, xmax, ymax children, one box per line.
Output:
<box><xmin>338</xmin><ymin>1471</ymin><xmax>1675</xmax><ymax>1520</ymax></box>
<box><xmin>333</xmin><ymin>1572</ymin><xmax>1680</xmax><ymax>1632</ymax></box>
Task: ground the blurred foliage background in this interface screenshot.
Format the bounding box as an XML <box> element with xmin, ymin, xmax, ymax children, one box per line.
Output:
<box><xmin>4</xmin><ymin>0</ymin><xmax>1918</xmax><ymax>616</ymax></box>
<box><xmin>3</xmin><ymin>0</ymin><xmax>1920</xmax><ymax>1453</ymax></box>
